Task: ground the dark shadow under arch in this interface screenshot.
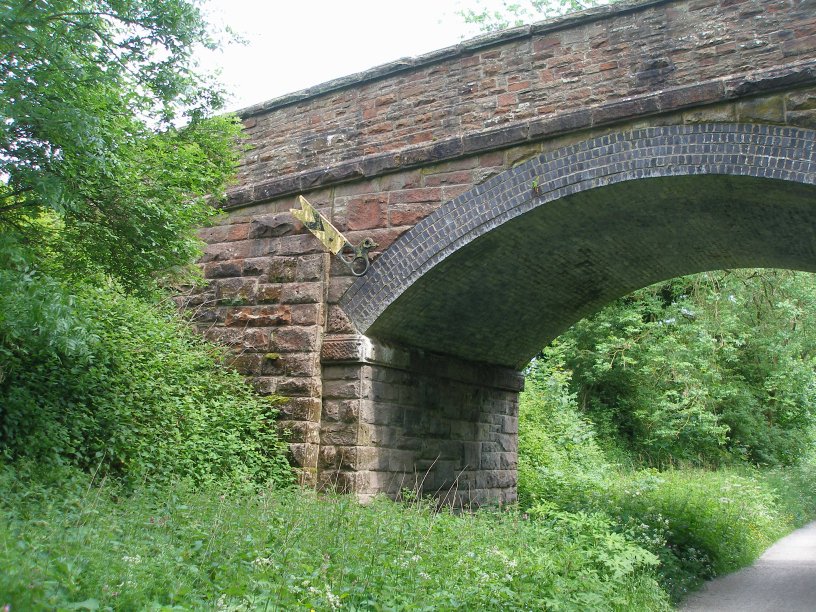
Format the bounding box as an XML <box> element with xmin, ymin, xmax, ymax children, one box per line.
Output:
<box><xmin>340</xmin><ymin>123</ymin><xmax>816</xmax><ymax>369</ymax></box>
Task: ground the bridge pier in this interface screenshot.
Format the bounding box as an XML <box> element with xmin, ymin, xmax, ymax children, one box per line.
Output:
<box><xmin>318</xmin><ymin>335</ymin><xmax>522</xmax><ymax>505</ymax></box>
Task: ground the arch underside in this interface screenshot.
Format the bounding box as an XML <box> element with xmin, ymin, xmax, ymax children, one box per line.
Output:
<box><xmin>340</xmin><ymin>124</ymin><xmax>816</xmax><ymax>369</ymax></box>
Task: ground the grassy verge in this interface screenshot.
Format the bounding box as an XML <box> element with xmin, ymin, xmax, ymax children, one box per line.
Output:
<box><xmin>599</xmin><ymin>464</ymin><xmax>816</xmax><ymax>601</ymax></box>
<box><xmin>0</xmin><ymin>465</ymin><xmax>669</xmax><ymax>611</ymax></box>
<box><xmin>517</xmin><ymin>382</ymin><xmax>816</xmax><ymax>603</ymax></box>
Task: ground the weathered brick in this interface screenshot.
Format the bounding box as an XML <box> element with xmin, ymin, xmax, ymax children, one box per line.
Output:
<box><xmin>288</xmin><ymin>443</ymin><xmax>319</xmax><ymax>469</ymax></box>
<box><xmin>389</xmin><ymin>203</ymin><xmax>439</xmax><ymax>226</ymax></box>
<box><xmin>276</xmin><ymin>376</ymin><xmax>320</xmax><ymax>396</ymax></box>
<box><xmin>278</xmin><ymin>396</ymin><xmax>322</xmax><ymax>421</ymax></box>
<box><xmin>322</xmin><ymin>399</ymin><xmax>360</xmax><ymax>423</ymax></box>
<box><xmin>270</xmin><ymin>326</ymin><xmax>320</xmax><ymax>352</ymax></box>
<box><xmin>295</xmin><ymin>254</ymin><xmax>325</xmax><ymax>282</ymax></box>
<box><xmin>290</xmin><ymin>303</ymin><xmax>323</xmax><ymax>326</ymax></box>
<box><xmin>205</xmin><ymin>261</ymin><xmax>242</xmax><ymax>279</ymax></box>
<box><xmin>281</xmin><ymin>282</ymin><xmax>323</xmax><ymax>304</ymax></box>
<box><xmin>263</xmin><ymin>351</ymin><xmax>319</xmax><ymax>377</ymax></box>
<box><xmin>346</xmin><ymin>195</ymin><xmax>388</xmax><ymax>230</ymax></box>
<box><xmin>281</xmin><ymin>420</ymin><xmax>321</xmax><ymax>444</ymax></box>
<box><xmin>255</xmin><ymin>283</ymin><xmax>283</xmax><ymax>303</ymax></box>
<box><xmin>268</xmin><ymin>257</ymin><xmax>297</xmax><ymax>283</ymax></box>
<box><xmin>226</xmin><ymin>352</ymin><xmax>263</xmax><ymax>375</ymax></box>
<box><xmin>225</xmin><ymin>306</ymin><xmax>290</xmax><ymax>327</ymax></box>
<box><xmin>214</xmin><ymin>277</ymin><xmax>256</xmax><ymax>303</ymax></box>
<box><xmin>248</xmin><ymin>214</ymin><xmax>296</xmax><ymax>238</ymax></box>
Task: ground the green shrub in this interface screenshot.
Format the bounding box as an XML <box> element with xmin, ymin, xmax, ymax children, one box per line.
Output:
<box><xmin>517</xmin><ymin>360</ymin><xmax>609</xmax><ymax>511</ymax></box>
<box><xmin>554</xmin><ymin>270</ymin><xmax>816</xmax><ymax>467</ymax></box>
<box><xmin>0</xmin><ymin>271</ymin><xmax>292</xmax><ymax>489</ymax></box>
<box><xmin>596</xmin><ymin>469</ymin><xmax>780</xmax><ymax>601</ymax></box>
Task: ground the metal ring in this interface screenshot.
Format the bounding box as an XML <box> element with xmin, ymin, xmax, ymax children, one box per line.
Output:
<box><xmin>349</xmin><ymin>256</ymin><xmax>370</xmax><ymax>277</ymax></box>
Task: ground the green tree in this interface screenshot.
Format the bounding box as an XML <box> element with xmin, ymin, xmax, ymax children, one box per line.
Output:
<box><xmin>0</xmin><ymin>1</ymin><xmax>292</xmax><ymax>486</ymax></box>
<box><xmin>459</xmin><ymin>0</ymin><xmax>610</xmax><ymax>32</ymax></box>
<box><xmin>0</xmin><ymin>0</ymin><xmax>240</xmax><ymax>292</ymax></box>
<box><xmin>548</xmin><ymin>270</ymin><xmax>816</xmax><ymax>466</ymax></box>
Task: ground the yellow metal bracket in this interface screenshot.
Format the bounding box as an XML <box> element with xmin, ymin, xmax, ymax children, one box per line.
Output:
<box><xmin>290</xmin><ymin>195</ymin><xmax>378</xmax><ymax>276</ymax></box>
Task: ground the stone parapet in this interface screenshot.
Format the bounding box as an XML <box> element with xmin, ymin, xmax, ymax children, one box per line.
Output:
<box><xmin>226</xmin><ymin>0</ymin><xmax>816</xmax><ymax>209</ymax></box>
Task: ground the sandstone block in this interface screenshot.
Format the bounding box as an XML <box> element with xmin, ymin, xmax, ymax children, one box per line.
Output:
<box><xmin>277</xmin><ymin>397</ymin><xmax>322</xmax><ymax>422</ymax></box>
<box><xmin>225</xmin><ymin>306</ymin><xmax>290</xmax><ymax>327</ymax></box>
<box><xmin>288</xmin><ymin>443</ymin><xmax>319</xmax><ymax>469</ymax></box>
<box><xmin>295</xmin><ymin>254</ymin><xmax>325</xmax><ymax>282</ymax></box>
<box><xmin>322</xmin><ymin>399</ymin><xmax>360</xmax><ymax>423</ymax></box>
<box><xmin>276</xmin><ymin>376</ymin><xmax>320</xmax><ymax>397</ymax></box>
<box><xmin>281</xmin><ymin>282</ymin><xmax>323</xmax><ymax>305</ymax></box>
<box><xmin>268</xmin><ymin>257</ymin><xmax>297</xmax><ymax>283</ymax></box>
<box><xmin>270</xmin><ymin>326</ymin><xmax>320</xmax><ymax>353</ymax></box>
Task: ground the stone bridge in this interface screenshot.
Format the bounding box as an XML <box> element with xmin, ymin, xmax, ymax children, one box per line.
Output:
<box><xmin>185</xmin><ymin>0</ymin><xmax>816</xmax><ymax>504</ymax></box>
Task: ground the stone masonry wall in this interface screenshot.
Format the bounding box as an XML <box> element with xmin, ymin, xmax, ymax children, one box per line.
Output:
<box><xmin>187</xmin><ymin>86</ymin><xmax>816</xmax><ymax>483</ymax></box>
<box><xmin>319</xmin><ymin>335</ymin><xmax>523</xmax><ymax>505</ymax></box>
<box><xmin>228</xmin><ymin>0</ymin><xmax>816</xmax><ymax>209</ymax></box>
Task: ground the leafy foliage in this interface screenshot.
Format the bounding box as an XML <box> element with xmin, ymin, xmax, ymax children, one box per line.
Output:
<box><xmin>516</xmin><ymin>374</ymin><xmax>816</xmax><ymax>602</ymax></box>
<box><xmin>459</xmin><ymin>0</ymin><xmax>610</xmax><ymax>32</ymax></box>
<box><xmin>0</xmin><ymin>0</ymin><xmax>278</xmax><ymax>488</ymax></box>
<box><xmin>551</xmin><ymin>270</ymin><xmax>816</xmax><ymax>467</ymax></box>
<box><xmin>0</xmin><ymin>467</ymin><xmax>669</xmax><ymax>611</ymax></box>
<box><xmin>0</xmin><ymin>261</ymin><xmax>292</xmax><ymax>488</ymax></box>
<box><xmin>0</xmin><ymin>0</ymin><xmax>240</xmax><ymax>292</ymax></box>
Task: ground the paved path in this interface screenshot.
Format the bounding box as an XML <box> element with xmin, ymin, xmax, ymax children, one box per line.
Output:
<box><xmin>680</xmin><ymin>521</ymin><xmax>816</xmax><ymax>612</ymax></box>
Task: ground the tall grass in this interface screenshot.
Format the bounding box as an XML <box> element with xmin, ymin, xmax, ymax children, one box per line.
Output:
<box><xmin>0</xmin><ymin>464</ymin><xmax>670</xmax><ymax>611</ymax></box>
<box><xmin>517</xmin><ymin>381</ymin><xmax>816</xmax><ymax>602</ymax></box>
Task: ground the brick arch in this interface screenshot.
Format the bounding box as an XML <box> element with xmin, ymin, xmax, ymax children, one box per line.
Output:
<box><xmin>340</xmin><ymin>123</ymin><xmax>816</xmax><ymax>368</ymax></box>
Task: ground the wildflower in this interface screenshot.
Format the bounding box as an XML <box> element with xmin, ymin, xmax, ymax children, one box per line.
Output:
<box><xmin>419</xmin><ymin>571</ymin><xmax>431</xmax><ymax>580</ymax></box>
<box><xmin>252</xmin><ymin>556</ymin><xmax>274</xmax><ymax>567</ymax></box>
<box><xmin>122</xmin><ymin>555</ymin><xmax>142</xmax><ymax>565</ymax></box>
<box><xmin>326</xmin><ymin>591</ymin><xmax>341</xmax><ymax>610</ymax></box>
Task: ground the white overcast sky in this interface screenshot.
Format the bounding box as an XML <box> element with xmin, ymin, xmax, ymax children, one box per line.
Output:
<box><xmin>197</xmin><ymin>0</ymin><xmax>490</xmax><ymax>111</ymax></box>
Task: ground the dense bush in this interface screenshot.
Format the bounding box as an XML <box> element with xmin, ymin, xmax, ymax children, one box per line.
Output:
<box><xmin>0</xmin><ymin>261</ymin><xmax>291</xmax><ymax>488</ymax></box>
<box><xmin>0</xmin><ymin>466</ymin><xmax>669</xmax><ymax>611</ymax></box>
<box><xmin>517</xmin><ymin>359</ymin><xmax>608</xmax><ymax>511</ymax></box>
<box><xmin>553</xmin><ymin>270</ymin><xmax>816</xmax><ymax>467</ymax></box>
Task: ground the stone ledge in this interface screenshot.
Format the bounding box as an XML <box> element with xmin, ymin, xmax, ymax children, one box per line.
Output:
<box><xmin>224</xmin><ymin>61</ymin><xmax>816</xmax><ymax>210</ymax></box>
<box><xmin>321</xmin><ymin>334</ymin><xmax>524</xmax><ymax>392</ymax></box>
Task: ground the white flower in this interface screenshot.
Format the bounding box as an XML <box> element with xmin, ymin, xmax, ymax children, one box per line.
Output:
<box><xmin>122</xmin><ymin>555</ymin><xmax>142</xmax><ymax>565</ymax></box>
<box><xmin>251</xmin><ymin>556</ymin><xmax>274</xmax><ymax>567</ymax></box>
<box><xmin>325</xmin><ymin>586</ymin><xmax>341</xmax><ymax>610</ymax></box>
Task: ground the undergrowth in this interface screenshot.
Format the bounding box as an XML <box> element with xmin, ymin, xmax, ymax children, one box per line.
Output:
<box><xmin>0</xmin><ymin>464</ymin><xmax>670</xmax><ymax>611</ymax></box>
<box><xmin>517</xmin><ymin>371</ymin><xmax>816</xmax><ymax>602</ymax></box>
<box><xmin>0</xmin><ymin>273</ymin><xmax>292</xmax><ymax>489</ymax></box>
